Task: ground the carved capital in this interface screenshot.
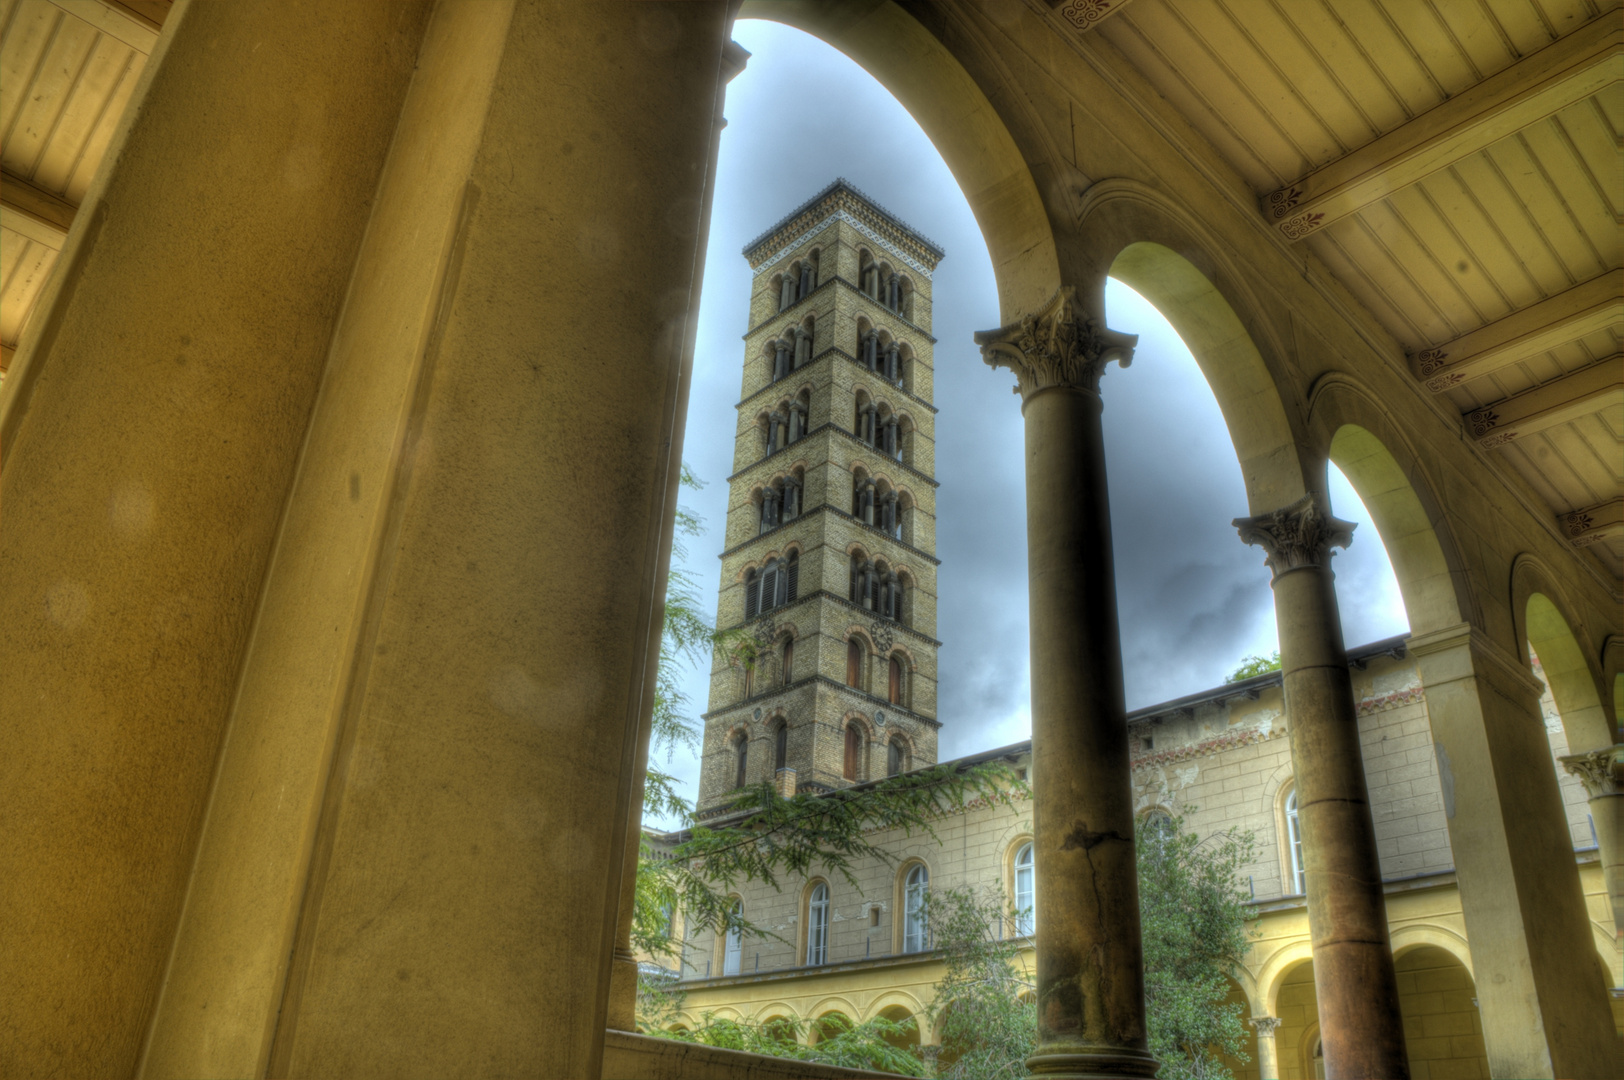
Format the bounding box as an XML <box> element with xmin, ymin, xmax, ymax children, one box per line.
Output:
<box><xmin>974</xmin><ymin>286</ymin><xmax>1137</xmax><ymax>403</ymax></box>
<box><xmin>1233</xmin><ymin>494</ymin><xmax>1356</xmax><ymax>578</ymax></box>
<box><xmin>1249</xmin><ymin>1015</ymin><xmax>1283</xmax><ymax>1037</ymax></box>
<box><xmin>1560</xmin><ymin>746</ymin><xmax>1624</xmax><ymax>799</ymax></box>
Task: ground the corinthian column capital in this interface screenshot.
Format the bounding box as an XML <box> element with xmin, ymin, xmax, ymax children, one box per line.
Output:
<box><xmin>1233</xmin><ymin>494</ymin><xmax>1356</xmax><ymax>578</ymax></box>
<box><xmin>1560</xmin><ymin>745</ymin><xmax>1624</xmax><ymax>798</ymax></box>
<box><xmin>973</xmin><ymin>285</ymin><xmax>1137</xmax><ymax>402</ymax></box>
<box><xmin>1249</xmin><ymin>1015</ymin><xmax>1283</xmax><ymax>1037</ymax></box>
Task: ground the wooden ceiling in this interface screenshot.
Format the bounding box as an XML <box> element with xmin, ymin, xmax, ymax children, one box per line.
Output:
<box><xmin>0</xmin><ymin>0</ymin><xmax>1616</xmax><ymax>575</ymax></box>
<box><xmin>1073</xmin><ymin>0</ymin><xmax>1622</xmax><ymax>576</ymax></box>
<box><xmin>0</xmin><ymin>0</ymin><xmax>166</xmax><ymax>373</ymax></box>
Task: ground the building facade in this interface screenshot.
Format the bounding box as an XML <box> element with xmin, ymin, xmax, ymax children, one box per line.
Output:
<box><xmin>698</xmin><ymin>181</ymin><xmax>946</xmax><ymax>817</ymax></box>
<box><xmin>664</xmin><ymin>643</ymin><xmax>1616</xmax><ymax>1080</ymax></box>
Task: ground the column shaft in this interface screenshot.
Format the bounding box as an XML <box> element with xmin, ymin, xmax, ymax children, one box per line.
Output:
<box><xmin>1273</xmin><ymin>563</ymin><xmax>1408</xmax><ymax>1078</ymax></box>
<box><xmin>977</xmin><ymin>286</ymin><xmax>1153</xmax><ymax>1080</ymax></box>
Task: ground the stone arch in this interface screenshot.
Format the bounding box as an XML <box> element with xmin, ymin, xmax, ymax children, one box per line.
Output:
<box><xmin>1079</xmin><ymin>184</ymin><xmax>1309</xmax><ymax>514</ymax></box>
<box><xmin>1512</xmin><ymin>555</ymin><xmax>1614</xmax><ymax>752</ymax></box>
<box><xmin>1390</xmin><ymin>923</ymin><xmax>1475</xmax><ymax>978</ymax></box>
<box><xmin>1258</xmin><ymin>941</ymin><xmax>1314</xmax><ymax>1016</ymax></box>
<box><xmin>865</xmin><ymin>989</ymin><xmax>925</xmax><ymax>1025</ymax></box>
<box><xmin>739</xmin><ymin>2</ymin><xmax>1059</xmax><ymax>320</ymax></box>
<box><xmin>1308</xmin><ymin>382</ymin><xmax>1471</xmax><ymax>634</ymax></box>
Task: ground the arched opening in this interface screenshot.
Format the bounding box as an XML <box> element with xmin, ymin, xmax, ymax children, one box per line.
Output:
<box><xmin>1525</xmin><ymin>590</ymin><xmax>1613</xmax><ymax>753</ymax></box>
<box><xmin>875</xmin><ymin>1004</ymin><xmax>918</xmax><ymax>1054</ymax></box>
<box><xmin>1394</xmin><ymin>945</ymin><xmax>1489</xmax><ymax>1078</ymax></box>
<box><xmin>846</xmin><ymin>637</ymin><xmax>863</xmax><ymax>690</ymax></box>
<box><xmin>810</xmin><ymin>1011</ymin><xmax>851</xmax><ymax>1045</ymax></box>
<box><xmin>773</xmin><ymin>720</ymin><xmax>787</xmax><ymax>773</ymax></box>
<box><xmin>843</xmin><ymin>721</ymin><xmax>863</xmax><ymax>781</ymax></box>
<box><xmin>887</xmin><ymin>654</ymin><xmax>905</xmax><ymax>707</ymax></box>
<box><xmin>733</xmin><ymin>732</ymin><xmax>749</xmax><ymax>790</ymax></box>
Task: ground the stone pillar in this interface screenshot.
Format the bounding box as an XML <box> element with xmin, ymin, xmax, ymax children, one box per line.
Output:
<box><xmin>1234</xmin><ymin>494</ymin><xmax>1409</xmax><ymax>1079</ymax></box>
<box><xmin>1249</xmin><ymin>1016</ymin><xmax>1282</xmax><ymax>1080</ymax></box>
<box><xmin>0</xmin><ymin>3</ymin><xmax>439</xmax><ymax>1077</ymax></box>
<box><xmin>975</xmin><ymin>286</ymin><xmax>1156</xmax><ymax>1079</ymax></box>
<box><xmin>1408</xmin><ymin>624</ymin><xmax>1619</xmax><ymax>1076</ymax></box>
<box><xmin>1561</xmin><ymin>746</ymin><xmax>1624</xmax><ymax>973</ymax></box>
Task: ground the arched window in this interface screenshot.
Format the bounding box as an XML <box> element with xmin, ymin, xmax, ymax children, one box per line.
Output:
<box><xmin>846</xmin><ymin>639</ymin><xmax>862</xmax><ymax>688</ymax></box>
<box><xmin>903</xmin><ymin>864</ymin><xmax>929</xmax><ymax>953</ymax></box>
<box><xmin>1013</xmin><ymin>843</ymin><xmax>1035</xmax><ymax>937</ymax></box>
<box><xmin>843</xmin><ymin>723</ymin><xmax>862</xmax><ymax>780</ymax></box>
<box><xmin>887</xmin><ymin>737</ymin><xmax>906</xmax><ymax>777</ymax></box>
<box><xmin>723</xmin><ymin>898</ymin><xmax>743</xmax><ymax>976</ymax></box>
<box><xmin>759</xmin><ymin>558</ymin><xmax>779</xmax><ymax>612</ymax></box>
<box><xmin>785</xmin><ymin>550</ymin><xmax>798</xmax><ymax>603</ymax></box>
<box><xmin>743</xmin><ymin>568</ymin><xmax>759</xmax><ymax>620</ymax></box>
<box><xmin>734</xmin><ymin>734</ymin><xmax>748</xmax><ymax>790</ymax></box>
<box><xmin>774</xmin><ymin>722</ymin><xmax>788</xmax><ymax>772</ymax></box>
<box><xmin>807</xmin><ymin>882</ymin><xmax>829</xmax><ymax>966</ymax></box>
<box><xmin>781</xmin><ymin>637</ymin><xmax>794</xmax><ymax>686</ymax></box>
<box><xmin>1285</xmin><ymin>788</ymin><xmax>1305</xmax><ymax>894</ymax></box>
<box><xmin>1141</xmin><ymin>808</ymin><xmax>1174</xmax><ymax>845</ymax></box>
<box><xmin>888</xmin><ymin>656</ymin><xmax>904</xmax><ymax>705</ymax></box>
<box><xmin>742</xmin><ymin>659</ymin><xmax>753</xmax><ymax>700</ymax></box>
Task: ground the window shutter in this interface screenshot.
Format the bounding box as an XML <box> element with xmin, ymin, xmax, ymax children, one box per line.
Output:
<box><xmin>846</xmin><ymin>640</ymin><xmax>861</xmax><ymax>688</ymax></box>
<box><xmin>744</xmin><ymin>572</ymin><xmax>759</xmax><ymax>619</ymax></box>
<box><xmin>843</xmin><ymin>726</ymin><xmax>859</xmax><ymax>780</ymax></box>
<box><xmin>889</xmin><ymin>658</ymin><xmax>902</xmax><ymax>705</ymax></box>
<box><xmin>782</xmin><ymin>638</ymin><xmax>794</xmax><ymax>685</ymax></box>
<box><xmin>786</xmin><ymin>553</ymin><xmax>798</xmax><ymax>600</ymax></box>
<box><xmin>775</xmin><ymin>725</ymin><xmax>787</xmax><ymax>771</ymax></box>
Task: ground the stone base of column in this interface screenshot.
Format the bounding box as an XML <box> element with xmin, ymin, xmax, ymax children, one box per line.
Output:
<box><xmin>1026</xmin><ymin>1044</ymin><xmax>1161</xmax><ymax>1079</ymax></box>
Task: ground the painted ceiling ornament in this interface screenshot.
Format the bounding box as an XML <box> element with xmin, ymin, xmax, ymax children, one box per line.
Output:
<box><xmin>973</xmin><ymin>285</ymin><xmax>1137</xmax><ymax>403</ymax></box>
<box><xmin>1232</xmin><ymin>493</ymin><xmax>1356</xmax><ymax>579</ymax></box>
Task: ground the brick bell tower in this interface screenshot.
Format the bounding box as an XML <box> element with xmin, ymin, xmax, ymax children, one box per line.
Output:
<box><xmin>696</xmin><ymin>180</ymin><xmax>945</xmax><ymax>817</ymax></box>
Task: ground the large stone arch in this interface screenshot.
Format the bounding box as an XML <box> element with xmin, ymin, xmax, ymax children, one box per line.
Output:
<box><xmin>737</xmin><ymin>0</ymin><xmax>1060</xmax><ymax>320</ymax></box>
<box><xmin>1307</xmin><ymin>374</ymin><xmax>1471</xmax><ymax>637</ymax></box>
<box><xmin>1078</xmin><ymin>181</ymin><xmax>1311</xmax><ymax>515</ymax></box>
<box><xmin>1512</xmin><ymin>554</ymin><xmax>1614</xmax><ymax>752</ymax></box>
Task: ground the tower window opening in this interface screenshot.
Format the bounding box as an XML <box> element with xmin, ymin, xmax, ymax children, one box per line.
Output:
<box><xmin>846</xmin><ymin>639</ymin><xmax>862</xmax><ymax>689</ymax></box>
<box><xmin>782</xmin><ymin>637</ymin><xmax>794</xmax><ymax>686</ymax></box>
<box><xmin>887</xmin><ymin>737</ymin><xmax>906</xmax><ymax>777</ymax></box>
<box><xmin>774</xmin><ymin>723</ymin><xmax>788</xmax><ymax>772</ymax></box>
<box><xmin>888</xmin><ymin>656</ymin><xmax>904</xmax><ymax>706</ymax></box>
<box><xmin>734</xmin><ymin>735</ymin><xmax>748</xmax><ymax>790</ymax></box>
<box><xmin>843</xmin><ymin>723</ymin><xmax>861</xmax><ymax>780</ymax></box>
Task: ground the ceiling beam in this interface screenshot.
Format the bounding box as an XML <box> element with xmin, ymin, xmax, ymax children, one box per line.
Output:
<box><xmin>0</xmin><ymin>171</ymin><xmax>76</xmax><ymax>251</ymax></box>
<box><xmin>43</xmin><ymin>0</ymin><xmax>160</xmax><ymax>53</ymax></box>
<box><xmin>1466</xmin><ymin>358</ymin><xmax>1622</xmax><ymax>449</ymax></box>
<box><xmin>1562</xmin><ymin>497</ymin><xmax>1624</xmax><ymax>549</ymax></box>
<box><xmin>1</xmin><ymin>343</ymin><xmax>13</xmax><ymax>375</ymax></box>
<box><xmin>1263</xmin><ymin>14</ymin><xmax>1621</xmax><ymax>241</ymax></box>
<box><xmin>1415</xmin><ymin>270</ymin><xmax>1623</xmax><ymax>392</ymax></box>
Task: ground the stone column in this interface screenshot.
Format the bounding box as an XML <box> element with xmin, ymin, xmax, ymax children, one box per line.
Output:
<box><xmin>1234</xmin><ymin>495</ymin><xmax>1409</xmax><ymax>1078</ymax></box>
<box><xmin>1561</xmin><ymin>746</ymin><xmax>1624</xmax><ymax>971</ymax></box>
<box><xmin>1249</xmin><ymin>1016</ymin><xmax>1282</xmax><ymax>1080</ymax></box>
<box><xmin>976</xmin><ymin>286</ymin><xmax>1156</xmax><ymax>1079</ymax></box>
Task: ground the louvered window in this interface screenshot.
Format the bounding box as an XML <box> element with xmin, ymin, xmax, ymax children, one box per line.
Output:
<box><xmin>889</xmin><ymin>657</ymin><xmax>903</xmax><ymax>705</ymax></box>
<box><xmin>782</xmin><ymin>638</ymin><xmax>794</xmax><ymax>686</ymax></box>
<box><xmin>744</xmin><ymin>570</ymin><xmax>759</xmax><ymax>619</ymax></box>
<box><xmin>846</xmin><ymin>640</ymin><xmax>862</xmax><ymax>688</ymax></box>
<box><xmin>774</xmin><ymin>724</ymin><xmax>788</xmax><ymax>771</ymax></box>
<box><xmin>843</xmin><ymin>725</ymin><xmax>861</xmax><ymax>780</ymax></box>
<box><xmin>786</xmin><ymin>551</ymin><xmax>798</xmax><ymax>602</ymax></box>
<box><xmin>734</xmin><ymin>736</ymin><xmax>748</xmax><ymax>789</ymax></box>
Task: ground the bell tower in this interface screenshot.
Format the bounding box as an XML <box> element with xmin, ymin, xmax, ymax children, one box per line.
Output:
<box><xmin>697</xmin><ymin>180</ymin><xmax>945</xmax><ymax>816</ymax></box>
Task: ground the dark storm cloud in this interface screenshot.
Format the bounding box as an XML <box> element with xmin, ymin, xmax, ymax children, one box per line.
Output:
<box><xmin>651</xmin><ymin>22</ymin><xmax>1407</xmax><ymax>823</ymax></box>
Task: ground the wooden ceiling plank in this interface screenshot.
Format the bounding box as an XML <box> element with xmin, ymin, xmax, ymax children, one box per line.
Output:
<box><xmin>1562</xmin><ymin>496</ymin><xmax>1624</xmax><ymax>548</ymax></box>
<box><xmin>64</xmin><ymin>44</ymin><xmax>137</xmax><ymax>202</ymax></box>
<box><xmin>42</xmin><ymin>0</ymin><xmax>153</xmax><ymax>53</ymax></box>
<box><xmin>1416</xmin><ymin>269</ymin><xmax>1622</xmax><ymax>391</ymax></box>
<box><xmin>0</xmin><ymin>233</ymin><xmax>54</xmax><ymax>342</ymax></box>
<box><xmin>0</xmin><ymin>3</ymin><xmax>65</xmax><ymax>165</ymax></box>
<box><xmin>1262</xmin><ymin>12</ymin><xmax>1621</xmax><ymax>240</ymax></box>
<box><xmin>5</xmin><ymin>13</ymin><xmax>99</xmax><ymax>182</ymax></box>
<box><xmin>30</xmin><ymin>33</ymin><xmax>131</xmax><ymax>196</ymax></box>
<box><xmin>1466</xmin><ymin>355</ymin><xmax>1623</xmax><ymax>447</ymax></box>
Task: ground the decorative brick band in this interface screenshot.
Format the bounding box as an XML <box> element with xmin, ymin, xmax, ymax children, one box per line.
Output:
<box><xmin>1129</xmin><ymin>725</ymin><xmax>1287</xmax><ymax>771</ymax></box>
<box><xmin>1355</xmin><ymin>686</ymin><xmax>1425</xmax><ymax>716</ymax></box>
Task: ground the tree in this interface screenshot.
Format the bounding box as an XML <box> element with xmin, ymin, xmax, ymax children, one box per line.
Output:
<box><xmin>1225</xmin><ymin>651</ymin><xmax>1280</xmax><ymax>683</ymax></box>
<box><xmin>1138</xmin><ymin>813</ymin><xmax>1256</xmax><ymax>1080</ymax></box>
<box><xmin>924</xmin><ymin>886</ymin><xmax>1037</xmax><ymax>1080</ymax></box>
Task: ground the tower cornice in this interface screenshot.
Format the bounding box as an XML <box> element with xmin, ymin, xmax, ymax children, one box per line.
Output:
<box><xmin>742</xmin><ymin>178</ymin><xmax>944</xmax><ymax>273</ymax></box>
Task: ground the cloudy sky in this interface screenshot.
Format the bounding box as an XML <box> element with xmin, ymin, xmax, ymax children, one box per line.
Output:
<box><xmin>651</xmin><ymin>20</ymin><xmax>1408</xmax><ymax>822</ymax></box>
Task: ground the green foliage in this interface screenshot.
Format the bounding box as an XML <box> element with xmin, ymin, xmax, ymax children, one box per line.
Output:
<box><xmin>1225</xmin><ymin>651</ymin><xmax>1281</xmax><ymax>683</ymax></box>
<box><xmin>1138</xmin><ymin>813</ymin><xmax>1257</xmax><ymax>1080</ymax></box>
<box><xmin>924</xmin><ymin>887</ymin><xmax>1037</xmax><ymax>1080</ymax></box>
<box><xmin>639</xmin><ymin>977</ymin><xmax>923</xmax><ymax>1075</ymax></box>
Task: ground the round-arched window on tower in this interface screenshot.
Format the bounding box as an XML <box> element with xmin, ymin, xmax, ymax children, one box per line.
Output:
<box><xmin>774</xmin><ymin>722</ymin><xmax>788</xmax><ymax>772</ymax></box>
<box><xmin>888</xmin><ymin>656</ymin><xmax>904</xmax><ymax>706</ymax></box>
<box><xmin>846</xmin><ymin>639</ymin><xmax>862</xmax><ymax>688</ymax></box>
